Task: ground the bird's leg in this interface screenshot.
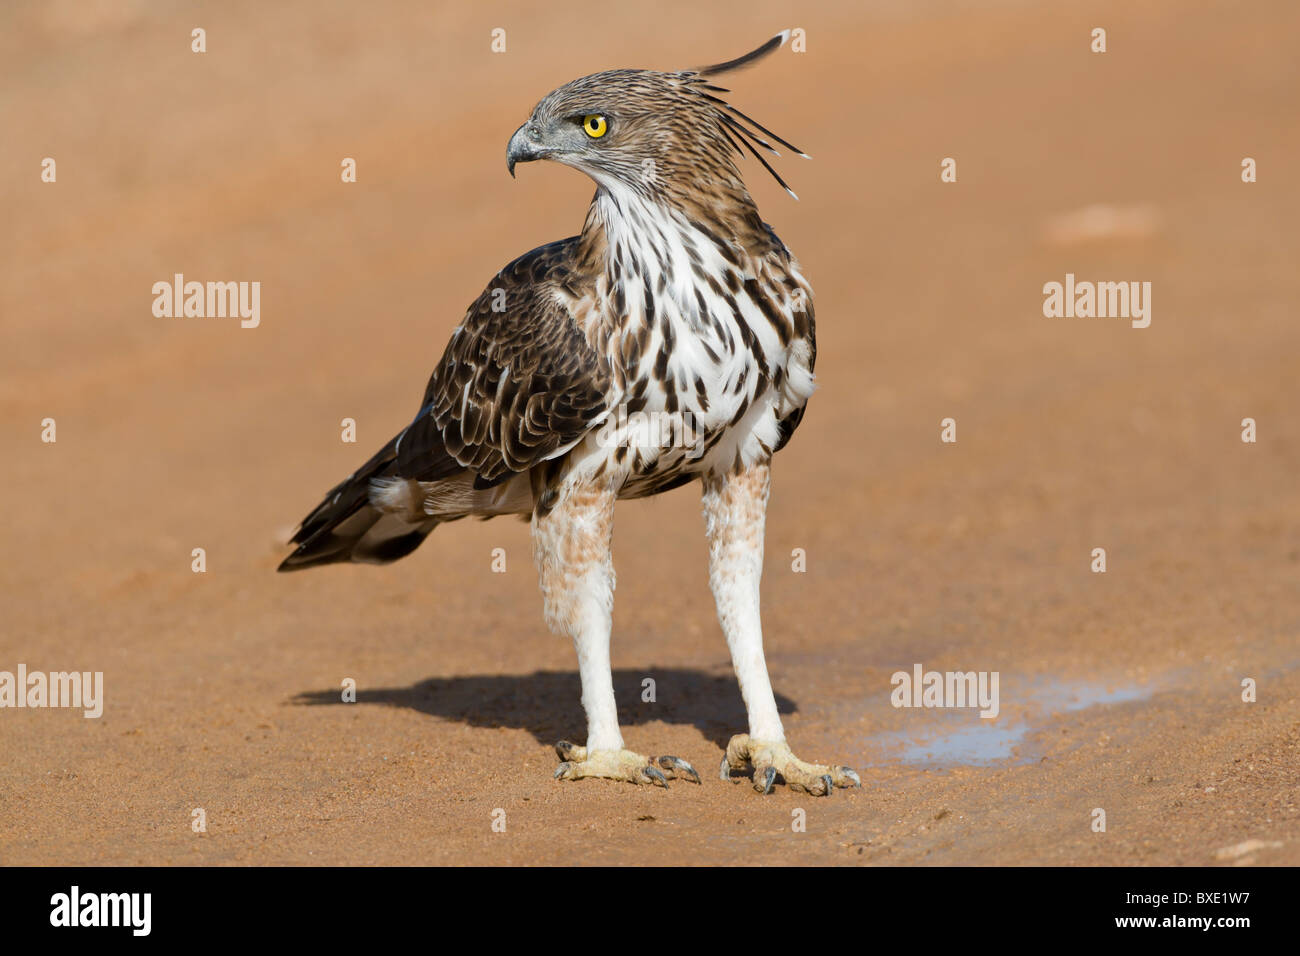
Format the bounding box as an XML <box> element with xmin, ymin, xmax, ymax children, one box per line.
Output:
<box><xmin>533</xmin><ymin>478</ymin><xmax>698</xmax><ymax>788</ymax></box>
<box><xmin>702</xmin><ymin>462</ymin><xmax>860</xmax><ymax>796</ymax></box>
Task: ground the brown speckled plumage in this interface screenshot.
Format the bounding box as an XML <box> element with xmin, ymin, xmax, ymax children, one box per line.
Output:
<box><xmin>280</xmin><ymin>33</ymin><xmax>816</xmax><ymax>570</ymax></box>
<box><xmin>278</xmin><ymin>33</ymin><xmax>858</xmax><ymax>795</ymax></box>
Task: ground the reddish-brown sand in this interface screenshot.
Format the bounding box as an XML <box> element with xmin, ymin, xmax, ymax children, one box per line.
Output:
<box><xmin>2</xmin><ymin>0</ymin><xmax>1296</xmax><ymax>865</ymax></box>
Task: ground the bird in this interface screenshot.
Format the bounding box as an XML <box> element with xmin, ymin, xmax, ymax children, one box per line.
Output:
<box><xmin>278</xmin><ymin>31</ymin><xmax>860</xmax><ymax>796</ymax></box>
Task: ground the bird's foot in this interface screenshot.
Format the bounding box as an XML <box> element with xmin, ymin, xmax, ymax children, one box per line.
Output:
<box><xmin>553</xmin><ymin>741</ymin><xmax>700</xmax><ymax>788</ymax></box>
<box><xmin>720</xmin><ymin>733</ymin><xmax>862</xmax><ymax>796</ymax></box>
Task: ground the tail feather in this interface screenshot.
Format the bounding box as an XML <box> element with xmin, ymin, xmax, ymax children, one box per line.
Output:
<box><xmin>278</xmin><ymin>431</ymin><xmax>441</xmax><ymax>572</ymax></box>
<box><xmin>278</xmin><ymin>410</ymin><xmax>534</xmax><ymax>572</ymax></box>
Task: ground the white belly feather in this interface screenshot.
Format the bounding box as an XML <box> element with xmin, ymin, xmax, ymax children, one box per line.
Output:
<box><xmin>574</xmin><ymin>185</ymin><xmax>814</xmax><ymax>488</ymax></box>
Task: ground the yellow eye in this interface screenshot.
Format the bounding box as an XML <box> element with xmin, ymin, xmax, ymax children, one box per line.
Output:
<box><xmin>582</xmin><ymin>114</ymin><xmax>608</xmax><ymax>138</ymax></box>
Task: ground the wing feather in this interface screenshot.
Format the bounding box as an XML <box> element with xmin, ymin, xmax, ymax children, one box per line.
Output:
<box><xmin>398</xmin><ymin>238</ymin><xmax>611</xmax><ymax>484</ymax></box>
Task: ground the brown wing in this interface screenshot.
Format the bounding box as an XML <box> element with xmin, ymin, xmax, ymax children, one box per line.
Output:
<box><xmin>394</xmin><ymin>238</ymin><xmax>611</xmax><ymax>487</ymax></box>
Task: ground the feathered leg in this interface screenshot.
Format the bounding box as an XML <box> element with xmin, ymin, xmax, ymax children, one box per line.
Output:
<box><xmin>534</xmin><ymin>478</ymin><xmax>698</xmax><ymax>787</ymax></box>
<box><xmin>703</xmin><ymin>462</ymin><xmax>861</xmax><ymax>795</ymax></box>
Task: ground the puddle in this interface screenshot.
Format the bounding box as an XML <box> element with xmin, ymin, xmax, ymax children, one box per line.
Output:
<box><xmin>881</xmin><ymin>721</ymin><xmax>1028</xmax><ymax>766</ymax></box>
<box><xmin>1045</xmin><ymin>680</ymin><xmax>1150</xmax><ymax>712</ymax></box>
<box><xmin>864</xmin><ymin>677</ymin><xmax>1154</xmax><ymax>769</ymax></box>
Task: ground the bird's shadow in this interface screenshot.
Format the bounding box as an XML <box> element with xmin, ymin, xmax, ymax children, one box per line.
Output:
<box><xmin>292</xmin><ymin>668</ymin><xmax>797</xmax><ymax>748</ymax></box>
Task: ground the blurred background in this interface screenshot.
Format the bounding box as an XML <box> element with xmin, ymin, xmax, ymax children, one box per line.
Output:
<box><xmin>1</xmin><ymin>0</ymin><xmax>1297</xmax><ymax>865</ymax></box>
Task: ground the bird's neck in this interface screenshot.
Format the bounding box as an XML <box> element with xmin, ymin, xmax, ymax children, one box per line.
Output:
<box><xmin>576</xmin><ymin>182</ymin><xmax>771</xmax><ymax>305</ymax></box>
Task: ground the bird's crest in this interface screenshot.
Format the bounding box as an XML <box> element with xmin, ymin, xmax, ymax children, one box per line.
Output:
<box><xmin>684</xmin><ymin>30</ymin><xmax>809</xmax><ymax>199</ymax></box>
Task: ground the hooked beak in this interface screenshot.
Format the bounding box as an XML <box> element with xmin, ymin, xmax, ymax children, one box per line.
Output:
<box><xmin>507</xmin><ymin>122</ymin><xmax>548</xmax><ymax>178</ymax></box>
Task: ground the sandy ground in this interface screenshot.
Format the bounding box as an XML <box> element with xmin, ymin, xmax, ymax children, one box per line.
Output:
<box><xmin>1</xmin><ymin>0</ymin><xmax>1297</xmax><ymax>866</ymax></box>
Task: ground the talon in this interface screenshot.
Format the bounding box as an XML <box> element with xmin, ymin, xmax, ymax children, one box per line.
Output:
<box><xmin>550</xmin><ymin>747</ymin><xmax>686</xmax><ymax>787</ymax></box>
<box><xmin>658</xmin><ymin>755</ymin><xmax>701</xmax><ymax>784</ymax></box>
<box><xmin>719</xmin><ymin>737</ymin><xmax>861</xmax><ymax>796</ymax></box>
<box><xmin>836</xmin><ymin>766</ymin><xmax>862</xmax><ymax>788</ymax></box>
<box><xmin>555</xmin><ymin>740</ymin><xmax>584</xmax><ymax>762</ymax></box>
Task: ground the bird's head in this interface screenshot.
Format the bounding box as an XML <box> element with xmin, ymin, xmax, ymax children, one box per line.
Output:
<box><xmin>506</xmin><ymin>31</ymin><xmax>806</xmax><ymax>207</ymax></box>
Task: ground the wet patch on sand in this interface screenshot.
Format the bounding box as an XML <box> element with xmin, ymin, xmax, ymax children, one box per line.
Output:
<box><xmin>865</xmin><ymin>677</ymin><xmax>1154</xmax><ymax>768</ymax></box>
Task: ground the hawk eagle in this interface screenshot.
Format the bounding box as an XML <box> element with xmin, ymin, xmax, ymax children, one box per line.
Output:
<box><xmin>280</xmin><ymin>32</ymin><xmax>860</xmax><ymax>795</ymax></box>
